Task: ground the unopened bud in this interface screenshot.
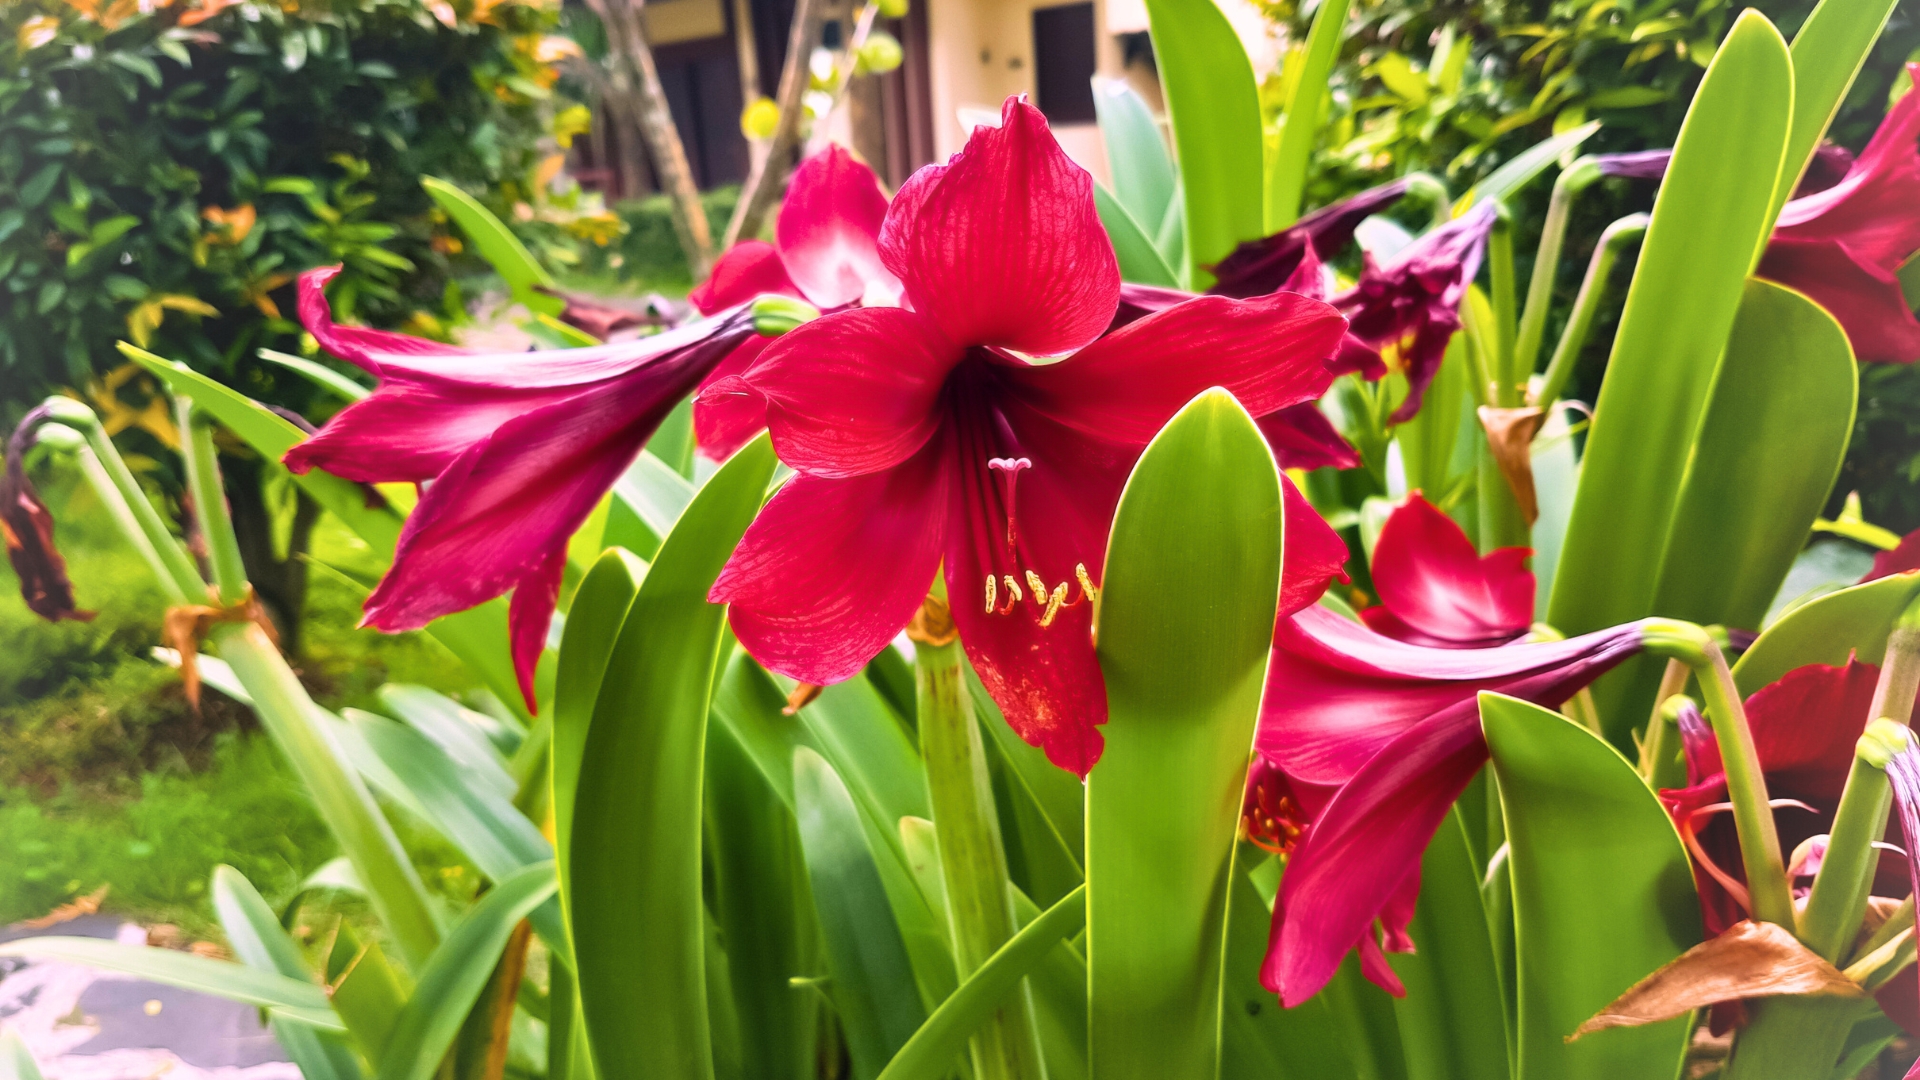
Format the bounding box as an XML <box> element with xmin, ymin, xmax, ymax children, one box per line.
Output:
<box><xmin>1641</xmin><ymin>618</ymin><xmax>1715</xmax><ymax>668</ymax></box>
<box><xmin>752</xmin><ymin>295</ymin><xmax>820</xmax><ymax>336</ymax></box>
<box><xmin>740</xmin><ymin>97</ymin><xmax>780</xmax><ymax>141</ymax></box>
<box><xmin>856</xmin><ymin>31</ymin><xmax>904</xmax><ymax>75</ymax></box>
<box><xmin>32</xmin><ymin>424</ymin><xmax>86</xmax><ymax>452</ymax></box>
<box><xmin>1858</xmin><ymin>717</ymin><xmax>1912</xmax><ymax>770</ymax></box>
<box><xmin>39</xmin><ymin>396</ymin><xmax>98</xmax><ymax>429</ymax></box>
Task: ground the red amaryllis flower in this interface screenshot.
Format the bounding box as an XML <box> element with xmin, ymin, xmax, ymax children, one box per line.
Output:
<box><xmin>1660</xmin><ymin>660</ymin><xmax>1910</xmax><ymax>936</ymax></box>
<box><xmin>1761</xmin><ymin>66</ymin><xmax>1920</xmax><ymax>364</ymax></box>
<box><xmin>1598</xmin><ymin>71</ymin><xmax>1920</xmax><ymax>362</ymax></box>
<box><xmin>1253</xmin><ymin>607</ymin><xmax>1648</xmax><ymax>1004</ymax></box>
<box><xmin>1207</xmin><ymin>179</ymin><xmax>1414</xmax><ymax>299</ymax></box>
<box><xmin>3</xmin><ymin>405</ymin><xmax>93</xmax><ymax>623</ymax></box>
<box><xmin>708</xmin><ymin>97</ymin><xmax>1352</xmax><ymax>776</ymax></box>
<box><xmin>285</xmin><ymin>267</ymin><xmax>758</xmax><ymax>707</ymax></box>
<box><xmin>1864</xmin><ymin>529</ymin><xmax>1920</xmax><ymax>581</ymax></box>
<box><xmin>687</xmin><ymin>146</ymin><xmax>900</xmax><ymax>458</ymax></box>
<box><xmin>1359</xmin><ymin>492</ymin><xmax>1533</xmax><ymax>648</ymax></box>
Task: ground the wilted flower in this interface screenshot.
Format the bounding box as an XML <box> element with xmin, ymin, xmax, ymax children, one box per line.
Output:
<box><xmin>2</xmin><ymin>405</ymin><xmax>93</xmax><ymax>624</ymax></box>
<box><xmin>710</xmin><ymin>97</ymin><xmax>1352</xmax><ymax>776</ymax></box>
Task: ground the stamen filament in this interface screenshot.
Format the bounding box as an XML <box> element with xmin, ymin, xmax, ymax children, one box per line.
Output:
<box><xmin>999</xmin><ymin>574</ymin><xmax>1023</xmax><ymax>615</ymax></box>
<box><xmin>1039</xmin><ymin>582</ymin><xmax>1069</xmax><ymax>627</ymax></box>
<box><xmin>987</xmin><ymin>457</ymin><xmax>1031</xmax><ymax>552</ymax></box>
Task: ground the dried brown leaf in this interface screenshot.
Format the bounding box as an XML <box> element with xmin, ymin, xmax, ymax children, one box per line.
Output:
<box><xmin>1572</xmin><ymin>920</ymin><xmax>1861</xmax><ymax>1040</ymax></box>
<box><xmin>1477</xmin><ymin>405</ymin><xmax>1548</xmax><ymax>525</ymax></box>
<box><xmin>15</xmin><ymin>885</ymin><xmax>109</xmax><ymax>930</ymax></box>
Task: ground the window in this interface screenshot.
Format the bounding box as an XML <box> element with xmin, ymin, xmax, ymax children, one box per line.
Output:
<box><xmin>1032</xmin><ymin>3</ymin><xmax>1096</xmax><ymax>124</ymax></box>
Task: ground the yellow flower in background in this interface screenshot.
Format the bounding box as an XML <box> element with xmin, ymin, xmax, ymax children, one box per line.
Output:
<box><xmin>740</xmin><ymin>97</ymin><xmax>780</xmax><ymax>140</ymax></box>
<box><xmin>553</xmin><ymin>104</ymin><xmax>592</xmax><ymax>149</ymax></box>
<box><xmin>77</xmin><ymin>364</ymin><xmax>180</xmax><ymax>449</ymax></box>
<box><xmin>201</xmin><ymin>204</ymin><xmax>256</xmax><ymax>246</ymax></box>
<box><xmin>17</xmin><ymin>16</ymin><xmax>60</xmax><ymax>51</ymax></box>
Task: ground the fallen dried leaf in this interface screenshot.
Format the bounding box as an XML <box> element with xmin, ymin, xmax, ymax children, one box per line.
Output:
<box><xmin>1477</xmin><ymin>405</ymin><xmax>1548</xmax><ymax>525</ymax></box>
<box><xmin>1572</xmin><ymin>920</ymin><xmax>1861</xmax><ymax>1040</ymax></box>
<box><xmin>15</xmin><ymin>885</ymin><xmax>109</xmax><ymax>930</ymax></box>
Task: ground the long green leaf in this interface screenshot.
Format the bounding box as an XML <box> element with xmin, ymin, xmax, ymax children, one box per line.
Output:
<box><xmin>1734</xmin><ymin>574</ymin><xmax>1920</xmax><ymax>696</ymax></box>
<box><xmin>122</xmin><ymin>346</ymin><xmax>529</xmax><ymax>716</ymax></box>
<box><xmin>708</xmin><ymin>721</ymin><xmax>821</xmax><ymax>1080</ymax></box>
<box><xmin>0</xmin><ymin>937</ymin><xmax>342</xmax><ymax>1031</ymax></box>
<box><xmin>1095</xmin><ymin>182</ymin><xmax>1182</xmax><ymax>287</ymax></box>
<box><xmin>374</xmin><ymin>862</ymin><xmax>559</xmax><ymax>1080</ymax></box>
<box><xmin>377</xmin><ymin>685</ymin><xmax>518</xmax><ymax>795</ymax></box>
<box><xmin>1481</xmin><ymin>693</ymin><xmax>1700</xmax><ymax>1079</ymax></box>
<box><xmin>878</xmin><ymin>886</ymin><xmax>1087</xmax><ymax>1080</ymax></box>
<box><xmin>1089</xmin><ymin>388</ymin><xmax>1282</xmax><ymax>1080</ymax></box>
<box><xmin>0</xmin><ymin>1029</ymin><xmax>45</xmax><ymax>1080</ymax></box>
<box><xmin>1597</xmin><ymin>279</ymin><xmax>1860</xmax><ymax>740</ymax></box>
<box><xmin>795</xmin><ymin>746</ymin><xmax>931</xmax><ymax>1080</ymax></box>
<box><xmin>1267</xmin><ymin>0</ymin><xmax>1353</xmax><ymax>228</ymax></box>
<box><xmin>1456</xmin><ymin>122</ymin><xmax>1600</xmax><ymax>214</ymax></box>
<box><xmin>551</xmin><ymin>547</ymin><xmax>646</xmax><ymax>925</ymax></box>
<box><xmin>1144</xmin><ymin>0</ymin><xmax>1265</xmax><ymax>285</ymax></box>
<box><xmin>1095</xmin><ymin>78</ymin><xmax>1176</xmax><ymax>236</ymax></box>
<box><xmin>258</xmin><ymin>348</ymin><xmax>371</xmax><ymax>401</ymax></box>
<box><xmin>1546</xmin><ymin>13</ymin><xmax>1793</xmax><ymax>647</ymax></box>
<box><xmin>1775</xmin><ymin>0</ymin><xmax>1901</xmax><ymax>223</ymax></box>
<box><xmin>1386</xmin><ymin>810</ymin><xmax>1508</xmax><ymax>1080</ymax></box>
<box><xmin>422</xmin><ymin>177</ymin><xmax>562</xmax><ymax>316</ymax></box>
<box><xmin>568</xmin><ymin>436</ymin><xmax>777</xmax><ymax>1080</ymax></box>
<box><xmin>212</xmin><ymin>866</ymin><xmax>366</xmax><ymax>1080</ymax></box>
<box><xmin>1219</xmin><ymin>863</ymin><xmax>1360</xmax><ymax>1080</ymax></box>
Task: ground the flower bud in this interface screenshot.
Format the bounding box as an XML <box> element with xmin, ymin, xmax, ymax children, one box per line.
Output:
<box><xmin>751</xmin><ymin>295</ymin><xmax>821</xmax><ymax>336</ymax></box>
<box><xmin>39</xmin><ymin>396</ymin><xmax>98</xmax><ymax>430</ymax></box>
<box><xmin>856</xmin><ymin>31</ymin><xmax>903</xmax><ymax>75</ymax></box>
<box><xmin>1857</xmin><ymin>717</ymin><xmax>1912</xmax><ymax>770</ymax></box>
<box><xmin>32</xmin><ymin>424</ymin><xmax>86</xmax><ymax>452</ymax></box>
<box><xmin>740</xmin><ymin>96</ymin><xmax>780</xmax><ymax>141</ymax></box>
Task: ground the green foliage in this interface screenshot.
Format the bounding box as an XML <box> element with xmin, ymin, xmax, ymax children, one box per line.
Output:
<box><xmin>0</xmin><ymin>0</ymin><xmax>572</xmax><ymax>399</ymax></box>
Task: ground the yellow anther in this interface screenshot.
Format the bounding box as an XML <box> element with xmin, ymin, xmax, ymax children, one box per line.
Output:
<box><xmin>1075</xmin><ymin>563</ymin><xmax>1099</xmax><ymax>603</ymax></box>
<box><xmin>985</xmin><ymin>574</ymin><xmax>997</xmax><ymax>615</ymax></box>
<box><xmin>1003</xmin><ymin>575</ymin><xmax>1024</xmax><ymax>604</ymax></box>
<box><xmin>1039</xmin><ymin>582</ymin><xmax>1069</xmax><ymax>628</ymax></box>
<box><xmin>1025</xmin><ymin>570</ymin><xmax>1048</xmax><ymax>603</ymax></box>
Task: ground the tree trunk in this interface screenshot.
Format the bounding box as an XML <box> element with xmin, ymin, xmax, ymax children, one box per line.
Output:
<box><xmin>224</xmin><ymin>454</ymin><xmax>319</xmax><ymax>657</ymax></box>
<box><xmin>584</xmin><ymin>0</ymin><xmax>716</xmax><ymax>278</ymax></box>
<box><xmin>722</xmin><ymin>0</ymin><xmax>828</xmax><ymax>247</ymax></box>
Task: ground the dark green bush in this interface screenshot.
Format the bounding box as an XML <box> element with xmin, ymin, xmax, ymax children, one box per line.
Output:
<box><xmin>0</xmin><ymin>0</ymin><xmax>578</xmax><ymax>407</ymax></box>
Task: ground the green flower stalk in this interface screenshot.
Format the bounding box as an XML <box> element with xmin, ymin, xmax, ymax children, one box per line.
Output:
<box><xmin>1532</xmin><ymin>214</ymin><xmax>1649</xmax><ymax>408</ymax></box>
<box><xmin>910</xmin><ymin>587</ymin><xmax>1046</xmax><ymax>1080</ymax></box>
<box><xmin>1797</xmin><ymin>719</ymin><xmax>1907</xmax><ymax>961</ymax></box>
<box><xmin>1644</xmin><ymin>619</ymin><xmax>1795</xmax><ymax>927</ymax></box>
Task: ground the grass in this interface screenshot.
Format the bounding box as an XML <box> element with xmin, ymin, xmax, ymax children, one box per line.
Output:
<box><xmin>0</xmin><ymin>463</ymin><xmax>482</xmax><ymax>935</ymax></box>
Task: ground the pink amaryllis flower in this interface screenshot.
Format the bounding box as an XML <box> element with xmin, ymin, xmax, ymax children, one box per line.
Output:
<box><xmin>708</xmin><ymin>97</ymin><xmax>1353</xmax><ymax>776</ymax></box>
<box><xmin>284</xmin><ymin>267</ymin><xmax>758</xmax><ymax>707</ymax></box>
<box><xmin>687</xmin><ymin>146</ymin><xmax>901</xmax><ymax>459</ymax></box>
<box><xmin>1253</xmin><ymin>607</ymin><xmax>1649</xmax><ymax>1004</ymax></box>
<box><xmin>1359</xmin><ymin>492</ymin><xmax>1533</xmax><ymax>648</ymax></box>
<box><xmin>3</xmin><ymin>404</ymin><xmax>93</xmax><ymax>623</ymax></box>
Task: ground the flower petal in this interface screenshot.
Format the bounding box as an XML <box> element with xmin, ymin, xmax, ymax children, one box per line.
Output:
<box><xmin>944</xmin><ymin>392</ymin><xmax>1130</xmax><ymax>776</ymax></box>
<box><xmin>1775</xmin><ymin>65</ymin><xmax>1920</xmax><ymax>269</ymax></box>
<box><xmin>1258</xmin><ymin>608</ymin><xmax>1643</xmax><ymax>788</ymax></box>
<box><xmin>1013</xmin><ymin>292</ymin><xmax>1348</xmax><ymax>445</ymax></box>
<box><xmin>3</xmin><ymin>407</ymin><xmax>93</xmax><ymax>623</ymax></box>
<box><xmin>1758</xmin><ymin>238</ymin><xmax>1920</xmax><ymax>363</ymax></box>
<box><xmin>509</xmin><ymin>549</ymin><xmax>566</xmax><ymax>709</ymax></box>
<box><xmin>689</xmin><ymin>240</ymin><xmax>802</xmax><ymax>315</ymax></box>
<box><xmin>1259</xmin><ymin>403</ymin><xmax>1360</xmax><ymax>471</ymax></box>
<box><xmin>1360</xmin><ymin>493</ymin><xmax>1533</xmax><ymax>647</ymax></box>
<box><xmin>1865</xmin><ymin>528</ymin><xmax>1920</xmax><ymax>582</ymax></box>
<box><xmin>1281</xmin><ymin>474</ymin><xmax>1351</xmax><ymax>618</ymax></box>
<box><xmin>742</xmin><ymin>307</ymin><xmax>960</xmax><ymax>478</ymax></box>
<box><xmin>694</xmin><ymin>336</ymin><xmax>775</xmax><ymax>461</ymax></box>
<box><xmin>714</xmin><ymin>442</ymin><xmax>951</xmax><ymax>685</ymax></box>
<box><xmin>1208</xmin><ymin>179</ymin><xmax>1412</xmax><ymax>299</ymax></box>
<box><xmin>880</xmin><ymin>97</ymin><xmax>1119</xmax><ymax>355</ymax></box>
<box><xmin>1264</xmin><ymin>701</ymin><xmax>1489</xmax><ymax>1005</ymax></box>
<box><xmin>777</xmin><ymin>145</ymin><xmax>899</xmax><ymax>309</ymax></box>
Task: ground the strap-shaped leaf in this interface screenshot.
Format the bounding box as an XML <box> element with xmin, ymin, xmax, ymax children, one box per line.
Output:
<box><xmin>421</xmin><ymin>177</ymin><xmax>561</xmax><ymax>316</ymax></box>
<box><xmin>1547</xmin><ymin>12</ymin><xmax>1793</xmax><ymax>655</ymax></box>
<box><xmin>1735</xmin><ymin>574</ymin><xmax>1920</xmax><ymax>696</ymax></box>
<box><xmin>1089</xmin><ymin>389</ymin><xmax>1282</xmax><ymax>1079</ymax></box>
<box><xmin>0</xmin><ymin>937</ymin><xmax>343</xmax><ymax>1031</ymax></box>
<box><xmin>568</xmin><ymin>436</ymin><xmax>777</xmax><ymax>1080</ymax></box>
<box><xmin>212</xmin><ymin>866</ymin><xmax>367</xmax><ymax>1080</ymax></box>
<box><xmin>374</xmin><ymin>862</ymin><xmax>559</xmax><ymax>1080</ymax></box>
<box><xmin>1481</xmin><ymin>693</ymin><xmax>1700</xmax><ymax>1079</ymax></box>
